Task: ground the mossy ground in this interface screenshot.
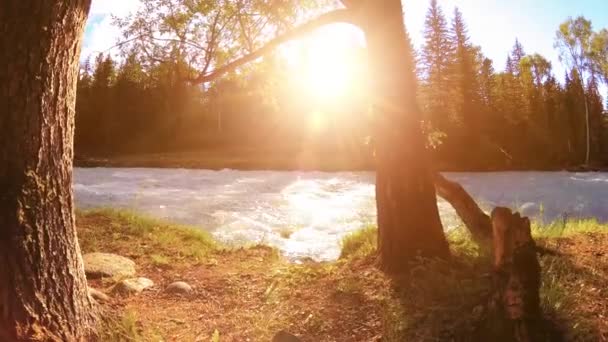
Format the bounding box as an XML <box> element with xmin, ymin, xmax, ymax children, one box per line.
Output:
<box><xmin>79</xmin><ymin>210</ymin><xmax>608</xmax><ymax>341</ymax></box>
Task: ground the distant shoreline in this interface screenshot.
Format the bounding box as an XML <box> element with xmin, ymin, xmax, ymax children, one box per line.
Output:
<box><xmin>74</xmin><ymin>152</ymin><xmax>608</xmax><ymax>172</ymax></box>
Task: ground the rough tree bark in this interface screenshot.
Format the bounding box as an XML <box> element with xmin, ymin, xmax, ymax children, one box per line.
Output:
<box><xmin>357</xmin><ymin>0</ymin><xmax>450</xmax><ymax>271</ymax></box>
<box><xmin>0</xmin><ymin>1</ymin><xmax>95</xmax><ymax>340</ymax></box>
<box><xmin>483</xmin><ymin>207</ymin><xmax>542</xmax><ymax>342</ymax></box>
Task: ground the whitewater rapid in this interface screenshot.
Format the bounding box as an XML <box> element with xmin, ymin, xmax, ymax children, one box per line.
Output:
<box><xmin>74</xmin><ymin>168</ymin><xmax>608</xmax><ymax>261</ymax></box>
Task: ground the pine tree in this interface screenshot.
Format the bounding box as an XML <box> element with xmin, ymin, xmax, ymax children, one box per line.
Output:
<box><xmin>479</xmin><ymin>58</ymin><xmax>495</xmax><ymax>109</ymax></box>
<box><xmin>505</xmin><ymin>55</ymin><xmax>515</xmax><ymax>75</ymax></box>
<box><xmin>450</xmin><ymin>7</ymin><xmax>478</xmax><ymax>145</ymax></box>
<box><xmin>586</xmin><ymin>75</ymin><xmax>604</xmax><ymax>161</ymax></box>
<box><xmin>90</xmin><ymin>54</ymin><xmax>117</xmax><ymax>152</ymax></box>
<box><xmin>511</xmin><ymin>39</ymin><xmax>526</xmax><ymax>75</ymax></box>
<box><xmin>564</xmin><ymin>68</ymin><xmax>587</xmax><ymax>163</ymax></box>
<box><xmin>420</xmin><ymin>0</ymin><xmax>453</xmax><ymax>134</ymax></box>
<box><xmin>92</xmin><ymin>53</ymin><xmax>116</xmax><ymax>90</ymax></box>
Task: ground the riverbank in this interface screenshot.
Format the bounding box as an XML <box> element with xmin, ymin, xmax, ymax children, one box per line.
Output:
<box><xmin>79</xmin><ymin>209</ymin><xmax>608</xmax><ymax>341</ymax></box>
<box><xmin>75</xmin><ymin>150</ymin><xmax>375</xmax><ymax>172</ymax></box>
<box><xmin>75</xmin><ymin>150</ymin><xmax>608</xmax><ymax>172</ymax></box>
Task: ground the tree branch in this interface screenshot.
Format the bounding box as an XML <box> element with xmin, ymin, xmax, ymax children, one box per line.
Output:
<box><xmin>189</xmin><ymin>8</ymin><xmax>357</xmax><ymax>84</ymax></box>
<box><xmin>433</xmin><ymin>173</ymin><xmax>493</xmax><ymax>247</ymax></box>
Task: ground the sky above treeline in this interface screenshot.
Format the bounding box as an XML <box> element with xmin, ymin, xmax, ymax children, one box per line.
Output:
<box><xmin>83</xmin><ymin>0</ymin><xmax>608</xmax><ymax>98</ymax></box>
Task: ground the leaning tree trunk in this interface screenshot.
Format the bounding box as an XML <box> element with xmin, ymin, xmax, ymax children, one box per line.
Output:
<box><xmin>433</xmin><ymin>173</ymin><xmax>493</xmax><ymax>246</ymax></box>
<box><xmin>357</xmin><ymin>0</ymin><xmax>450</xmax><ymax>272</ymax></box>
<box><xmin>0</xmin><ymin>1</ymin><xmax>95</xmax><ymax>340</ymax></box>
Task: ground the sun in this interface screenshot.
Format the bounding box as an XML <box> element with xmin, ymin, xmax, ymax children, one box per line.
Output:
<box><xmin>306</xmin><ymin>47</ymin><xmax>352</xmax><ymax>99</ymax></box>
<box><xmin>281</xmin><ymin>24</ymin><xmax>366</xmax><ymax>102</ymax></box>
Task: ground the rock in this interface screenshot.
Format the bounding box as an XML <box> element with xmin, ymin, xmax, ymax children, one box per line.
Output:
<box><xmin>165</xmin><ymin>281</ymin><xmax>192</xmax><ymax>295</ymax></box>
<box><xmin>89</xmin><ymin>288</ymin><xmax>109</xmax><ymax>303</ymax></box>
<box><xmin>112</xmin><ymin>277</ymin><xmax>154</xmax><ymax>296</ymax></box>
<box><xmin>518</xmin><ymin>202</ymin><xmax>540</xmax><ymax>217</ymax></box>
<box><xmin>83</xmin><ymin>252</ymin><xmax>136</xmax><ymax>279</ymax></box>
<box><xmin>272</xmin><ymin>331</ymin><xmax>301</xmax><ymax>342</ymax></box>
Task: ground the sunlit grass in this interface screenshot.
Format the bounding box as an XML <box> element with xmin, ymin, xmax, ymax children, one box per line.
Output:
<box><xmin>77</xmin><ymin>208</ymin><xmax>217</xmax><ymax>266</ymax></box>
<box><xmin>81</xmin><ymin>209</ymin><xmax>606</xmax><ymax>340</ymax></box>
<box><xmin>339</xmin><ymin>218</ymin><xmax>608</xmax><ymax>260</ymax></box>
<box><xmin>340</xmin><ymin>225</ymin><xmax>377</xmax><ymax>259</ymax></box>
<box><xmin>98</xmin><ymin>309</ymin><xmax>162</xmax><ymax>342</ymax></box>
<box><xmin>532</xmin><ymin>217</ymin><xmax>605</xmax><ymax>238</ymax></box>
<box><xmin>337</xmin><ymin>220</ymin><xmax>608</xmax><ymax>340</ymax></box>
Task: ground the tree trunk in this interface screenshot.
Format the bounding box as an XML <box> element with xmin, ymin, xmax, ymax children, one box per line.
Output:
<box><xmin>481</xmin><ymin>208</ymin><xmax>542</xmax><ymax>341</ymax></box>
<box><xmin>0</xmin><ymin>1</ymin><xmax>95</xmax><ymax>340</ymax></box>
<box><xmin>358</xmin><ymin>0</ymin><xmax>450</xmax><ymax>272</ymax></box>
<box><xmin>433</xmin><ymin>173</ymin><xmax>492</xmax><ymax>246</ymax></box>
<box><xmin>583</xmin><ymin>95</ymin><xmax>590</xmax><ymax>165</ymax></box>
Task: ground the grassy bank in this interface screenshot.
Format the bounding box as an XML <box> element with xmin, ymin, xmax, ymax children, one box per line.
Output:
<box><xmin>78</xmin><ymin>210</ymin><xmax>608</xmax><ymax>341</ymax></box>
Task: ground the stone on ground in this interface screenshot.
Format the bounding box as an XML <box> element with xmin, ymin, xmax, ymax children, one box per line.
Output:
<box><xmin>272</xmin><ymin>331</ymin><xmax>302</xmax><ymax>342</ymax></box>
<box><xmin>83</xmin><ymin>252</ymin><xmax>136</xmax><ymax>279</ymax></box>
<box><xmin>165</xmin><ymin>281</ymin><xmax>193</xmax><ymax>295</ymax></box>
<box><xmin>89</xmin><ymin>287</ymin><xmax>109</xmax><ymax>303</ymax></box>
<box><xmin>113</xmin><ymin>277</ymin><xmax>155</xmax><ymax>295</ymax></box>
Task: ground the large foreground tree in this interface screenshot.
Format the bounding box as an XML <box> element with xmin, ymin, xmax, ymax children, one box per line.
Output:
<box><xmin>0</xmin><ymin>1</ymin><xmax>96</xmax><ymax>340</ymax></box>
<box><xmin>356</xmin><ymin>0</ymin><xmax>450</xmax><ymax>270</ymax></box>
<box><xmin>0</xmin><ymin>0</ymin><xmax>452</xmax><ymax>336</ymax></box>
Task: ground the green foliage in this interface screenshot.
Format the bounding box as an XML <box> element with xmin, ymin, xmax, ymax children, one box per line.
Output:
<box><xmin>110</xmin><ymin>0</ymin><xmax>330</xmax><ymax>77</ymax></box>
<box><xmin>99</xmin><ymin>310</ymin><xmax>160</xmax><ymax>342</ymax></box>
<box><xmin>591</xmin><ymin>28</ymin><xmax>608</xmax><ymax>84</ymax></box>
<box><xmin>532</xmin><ymin>217</ymin><xmax>605</xmax><ymax>238</ymax></box>
<box><xmin>416</xmin><ymin>3</ymin><xmax>607</xmax><ymax>168</ymax></box>
<box><xmin>74</xmin><ymin>2</ymin><xmax>608</xmax><ymax>170</ymax></box>
<box><xmin>339</xmin><ymin>226</ymin><xmax>377</xmax><ymax>259</ymax></box>
<box><xmin>211</xmin><ymin>329</ymin><xmax>220</xmax><ymax>342</ymax></box>
<box><xmin>337</xmin><ymin>221</ymin><xmax>607</xmax><ymax>340</ymax></box>
<box><xmin>340</xmin><ymin>219</ymin><xmax>608</xmax><ymax>259</ymax></box>
<box><xmin>555</xmin><ymin>17</ymin><xmax>593</xmax><ymax>74</ymax></box>
<box><xmin>78</xmin><ymin>208</ymin><xmax>217</xmax><ymax>264</ymax></box>
<box><xmin>420</xmin><ymin>0</ymin><xmax>453</xmax><ymax>136</ymax></box>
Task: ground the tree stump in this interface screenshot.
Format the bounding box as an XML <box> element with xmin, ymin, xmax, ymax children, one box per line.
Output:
<box><xmin>486</xmin><ymin>207</ymin><xmax>542</xmax><ymax>342</ymax></box>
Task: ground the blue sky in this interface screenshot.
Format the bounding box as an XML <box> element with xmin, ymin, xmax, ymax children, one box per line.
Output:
<box><xmin>403</xmin><ymin>0</ymin><xmax>608</xmax><ymax>81</ymax></box>
<box><xmin>83</xmin><ymin>0</ymin><xmax>607</xmax><ymax>98</ymax></box>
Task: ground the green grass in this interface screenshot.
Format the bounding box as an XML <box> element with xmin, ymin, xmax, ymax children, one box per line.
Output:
<box><xmin>339</xmin><ymin>218</ymin><xmax>608</xmax><ymax>260</ymax></box>
<box><xmin>98</xmin><ymin>309</ymin><xmax>159</xmax><ymax>342</ymax></box>
<box><xmin>149</xmin><ymin>253</ymin><xmax>171</xmax><ymax>267</ymax></box>
<box><xmin>338</xmin><ymin>225</ymin><xmax>492</xmax><ymax>340</ymax></box>
<box><xmin>340</xmin><ymin>226</ymin><xmax>377</xmax><ymax>259</ymax></box>
<box><xmin>77</xmin><ymin>208</ymin><xmax>217</xmax><ymax>265</ymax></box>
<box><xmin>338</xmin><ymin>219</ymin><xmax>608</xmax><ymax>340</ymax></box>
<box><xmin>80</xmin><ymin>209</ymin><xmax>606</xmax><ymax>341</ymax></box>
<box><xmin>532</xmin><ymin>217</ymin><xmax>606</xmax><ymax>238</ymax></box>
<box><xmin>278</xmin><ymin>226</ymin><xmax>296</xmax><ymax>239</ymax></box>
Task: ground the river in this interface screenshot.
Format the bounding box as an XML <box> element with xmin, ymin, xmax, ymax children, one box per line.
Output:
<box><xmin>74</xmin><ymin>168</ymin><xmax>608</xmax><ymax>261</ymax></box>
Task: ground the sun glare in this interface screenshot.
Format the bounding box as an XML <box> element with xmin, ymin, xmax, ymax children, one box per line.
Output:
<box><xmin>309</xmin><ymin>110</ymin><xmax>327</xmax><ymax>131</ymax></box>
<box><xmin>282</xmin><ymin>24</ymin><xmax>366</xmax><ymax>102</ymax></box>
<box><xmin>306</xmin><ymin>51</ymin><xmax>352</xmax><ymax>99</ymax></box>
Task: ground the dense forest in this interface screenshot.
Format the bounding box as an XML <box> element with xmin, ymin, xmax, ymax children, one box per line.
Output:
<box><xmin>75</xmin><ymin>1</ymin><xmax>608</xmax><ymax>170</ymax></box>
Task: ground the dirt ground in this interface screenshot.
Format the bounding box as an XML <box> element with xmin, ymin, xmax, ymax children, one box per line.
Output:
<box><xmin>79</xmin><ymin>212</ymin><xmax>608</xmax><ymax>341</ymax></box>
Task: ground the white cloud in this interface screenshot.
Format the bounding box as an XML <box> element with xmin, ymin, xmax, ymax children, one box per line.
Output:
<box><xmin>81</xmin><ymin>0</ymin><xmax>141</xmax><ymax>61</ymax></box>
<box><xmin>89</xmin><ymin>0</ymin><xmax>140</xmax><ymax>16</ymax></box>
<box><xmin>81</xmin><ymin>16</ymin><xmax>122</xmax><ymax>60</ymax></box>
